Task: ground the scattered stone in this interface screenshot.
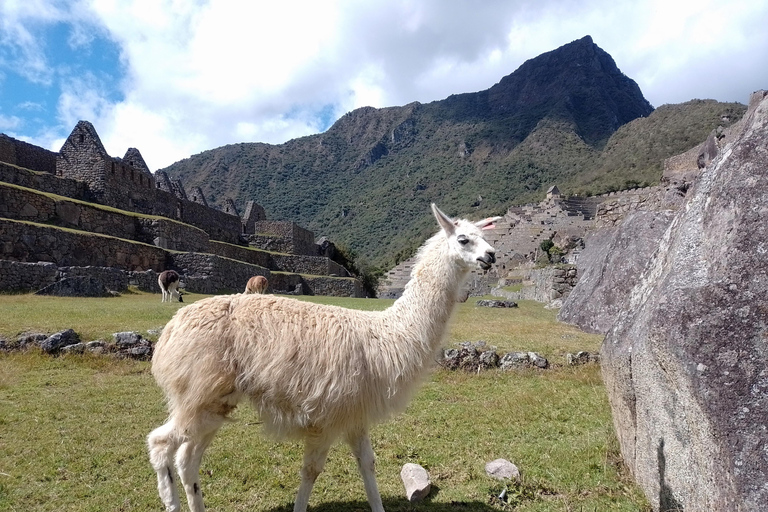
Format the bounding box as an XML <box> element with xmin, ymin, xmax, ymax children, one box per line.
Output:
<box><xmin>443</xmin><ymin>341</ymin><xmax>496</xmax><ymax>371</ymax></box>
<box><xmin>86</xmin><ymin>340</ymin><xmax>107</xmax><ymax>354</ymax></box>
<box><xmin>17</xmin><ymin>332</ymin><xmax>48</xmax><ymax>349</ymax></box>
<box><xmin>527</xmin><ymin>352</ymin><xmax>549</xmax><ymax>369</ymax></box>
<box><xmin>485</xmin><ymin>459</ymin><xmax>520</xmax><ymax>481</ymax></box>
<box><xmin>113</xmin><ymin>331</ymin><xmax>143</xmax><ymax>347</ymax></box>
<box><xmin>479</xmin><ymin>350</ymin><xmax>499</xmax><ymax>367</ymax></box>
<box><xmin>566</xmin><ymin>351</ymin><xmax>600</xmax><ymax>365</ymax></box>
<box><xmin>128</xmin><ymin>345</ymin><xmax>151</xmax><ymax>358</ymax></box>
<box><xmin>400</xmin><ymin>463</ymin><xmax>431</xmax><ymax>502</ymax></box>
<box><xmin>499</xmin><ymin>352</ymin><xmax>530</xmax><ymax>369</ymax></box>
<box><xmin>61</xmin><ymin>342</ymin><xmax>85</xmax><ymax>354</ymax></box>
<box><xmin>476</xmin><ymin>299</ymin><xmax>518</xmax><ymax>308</ymax></box>
<box><xmin>40</xmin><ymin>329</ymin><xmax>80</xmax><ymax>353</ymax></box>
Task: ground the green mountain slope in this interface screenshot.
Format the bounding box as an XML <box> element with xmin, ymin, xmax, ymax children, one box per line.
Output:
<box><xmin>161</xmin><ymin>36</ymin><xmax>744</xmax><ymax>269</ymax></box>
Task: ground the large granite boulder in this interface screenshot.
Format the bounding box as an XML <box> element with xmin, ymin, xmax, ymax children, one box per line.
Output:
<box><xmin>557</xmin><ymin>209</ymin><xmax>674</xmax><ymax>334</ymax></box>
<box><xmin>601</xmin><ymin>91</ymin><xmax>768</xmax><ymax>511</ymax></box>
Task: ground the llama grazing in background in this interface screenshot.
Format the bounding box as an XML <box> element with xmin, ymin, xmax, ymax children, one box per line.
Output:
<box><xmin>158</xmin><ymin>270</ymin><xmax>183</xmax><ymax>303</ymax></box>
<box><xmin>147</xmin><ymin>204</ymin><xmax>499</xmax><ymax>512</ymax></box>
<box><xmin>244</xmin><ymin>275</ymin><xmax>268</xmax><ymax>294</ymax></box>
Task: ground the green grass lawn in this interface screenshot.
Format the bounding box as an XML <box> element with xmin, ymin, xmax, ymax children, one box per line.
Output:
<box><xmin>0</xmin><ymin>292</ymin><xmax>650</xmax><ymax>511</ymax></box>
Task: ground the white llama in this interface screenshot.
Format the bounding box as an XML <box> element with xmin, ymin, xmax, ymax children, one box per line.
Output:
<box><xmin>244</xmin><ymin>275</ymin><xmax>268</xmax><ymax>294</ymax></box>
<box><xmin>158</xmin><ymin>270</ymin><xmax>183</xmax><ymax>303</ymax></box>
<box><xmin>147</xmin><ymin>204</ymin><xmax>498</xmax><ymax>512</ymax></box>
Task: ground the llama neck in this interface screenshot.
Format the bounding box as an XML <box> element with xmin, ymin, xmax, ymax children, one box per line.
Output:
<box><xmin>384</xmin><ymin>237</ymin><xmax>468</xmax><ymax>354</ymax></box>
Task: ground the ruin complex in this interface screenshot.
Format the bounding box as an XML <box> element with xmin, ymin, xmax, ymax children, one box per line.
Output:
<box><xmin>0</xmin><ymin>121</ymin><xmax>363</xmax><ymax>297</ymax></box>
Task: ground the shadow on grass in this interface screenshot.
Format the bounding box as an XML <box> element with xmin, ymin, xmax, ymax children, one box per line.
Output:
<box><xmin>263</xmin><ymin>487</ymin><xmax>502</xmax><ymax>512</ymax></box>
<box><xmin>265</xmin><ymin>499</ymin><xmax>499</xmax><ymax>512</ymax></box>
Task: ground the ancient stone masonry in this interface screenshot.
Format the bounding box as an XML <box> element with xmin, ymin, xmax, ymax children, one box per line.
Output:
<box><xmin>246</xmin><ymin>220</ymin><xmax>317</xmax><ymax>256</ymax></box>
<box><xmin>0</xmin><ymin>218</ymin><xmax>169</xmax><ymax>271</ymax></box>
<box><xmin>0</xmin><ymin>121</ymin><xmax>363</xmax><ymax>296</ymax></box>
<box><xmin>0</xmin><ymin>134</ymin><xmax>57</xmax><ymax>175</ymax></box>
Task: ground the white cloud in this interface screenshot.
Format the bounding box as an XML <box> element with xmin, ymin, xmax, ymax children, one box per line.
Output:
<box><xmin>0</xmin><ymin>113</ymin><xmax>22</xmax><ymax>131</ymax></box>
<box><xmin>2</xmin><ymin>0</ymin><xmax>767</xmax><ymax>168</ymax></box>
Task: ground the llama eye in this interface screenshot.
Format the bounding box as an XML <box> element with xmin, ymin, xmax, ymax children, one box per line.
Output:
<box><xmin>457</xmin><ymin>235</ymin><xmax>470</xmax><ymax>245</ymax></box>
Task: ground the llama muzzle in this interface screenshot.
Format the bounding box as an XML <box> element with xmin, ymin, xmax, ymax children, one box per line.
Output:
<box><xmin>477</xmin><ymin>251</ymin><xmax>495</xmax><ymax>270</ymax></box>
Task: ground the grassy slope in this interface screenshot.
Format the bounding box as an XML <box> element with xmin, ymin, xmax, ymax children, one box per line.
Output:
<box><xmin>0</xmin><ymin>293</ymin><xmax>649</xmax><ymax>511</ymax></box>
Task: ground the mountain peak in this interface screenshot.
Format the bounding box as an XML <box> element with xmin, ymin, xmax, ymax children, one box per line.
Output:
<box><xmin>488</xmin><ymin>36</ymin><xmax>653</xmax><ymax>146</ymax></box>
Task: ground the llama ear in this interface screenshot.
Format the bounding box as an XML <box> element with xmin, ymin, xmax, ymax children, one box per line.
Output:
<box><xmin>431</xmin><ymin>204</ymin><xmax>455</xmax><ymax>235</ymax></box>
<box><xmin>475</xmin><ymin>216</ymin><xmax>502</xmax><ymax>230</ymax></box>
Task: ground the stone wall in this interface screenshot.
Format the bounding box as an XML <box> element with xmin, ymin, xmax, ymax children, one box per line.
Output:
<box><xmin>171</xmin><ymin>252</ymin><xmax>270</xmax><ymax>294</ymax></box>
<box><xmin>245</xmin><ymin>234</ymin><xmax>296</xmax><ymax>254</ymax></box>
<box><xmin>96</xmin><ymin>159</ymin><xmax>157</xmax><ymax>212</ymax></box>
<box><xmin>207</xmin><ymin>240</ymin><xmax>273</xmax><ymax>267</ymax></box>
<box><xmin>0</xmin><ymin>219</ymin><xmax>168</xmax><ymax>271</ymax></box>
<box><xmin>594</xmin><ymin>187</ymin><xmax>663</xmax><ymax>228</ymax></box>
<box><xmin>493</xmin><ymin>266</ymin><xmax>578</xmax><ymax>303</ymax></box>
<box><xmin>0</xmin><ymin>260</ymin><xmax>136</xmax><ymax>294</ymax></box>
<box><xmin>0</xmin><ymin>182</ymin><xmax>210</xmax><ymax>252</ymax></box>
<box><xmin>0</xmin><ymin>260</ymin><xmax>58</xmax><ymax>292</ymax></box>
<box><xmin>137</xmin><ymin>217</ymin><xmax>210</xmax><ymax>252</ymax></box>
<box><xmin>0</xmin><ymin>126</ymin><xmax>362</xmax><ymax>297</ymax></box>
<box><xmin>0</xmin><ymin>162</ymin><xmax>90</xmax><ymax>200</ymax></box>
<box><xmin>0</xmin><ymin>134</ymin><xmax>57</xmax><ymax>175</ymax></box>
<box><xmin>58</xmin><ymin>266</ymin><xmax>130</xmax><ymax>292</ymax></box>
<box><xmin>151</xmin><ymin>188</ymin><xmax>243</xmax><ymax>245</ymax></box>
<box><xmin>301</xmin><ymin>275</ymin><xmax>364</xmax><ymax>297</ymax></box>
<box><xmin>271</xmin><ymin>254</ymin><xmax>351</xmax><ymax>277</ymax></box>
<box><xmin>56</xmin><ymin>121</ymin><xmax>111</xmax><ymax>195</ymax></box>
<box><xmin>253</xmin><ymin>221</ymin><xmax>316</xmax><ymax>256</ymax></box>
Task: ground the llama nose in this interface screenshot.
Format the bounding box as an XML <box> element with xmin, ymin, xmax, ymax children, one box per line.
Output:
<box><xmin>487</xmin><ymin>251</ymin><xmax>496</xmax><ymax>264</ymax></box>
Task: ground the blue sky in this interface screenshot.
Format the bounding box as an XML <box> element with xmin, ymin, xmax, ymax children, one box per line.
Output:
<box><xmin>1</xmin><ymin>0</ymin><xmax>767</xmax><ymax>170</ymax></box>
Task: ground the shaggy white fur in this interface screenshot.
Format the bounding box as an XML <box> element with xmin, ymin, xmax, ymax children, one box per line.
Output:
<box><xmin>147</xmin><ymin>204</ymin><xmax>498</xmax><ymax>512</ymax></box>
<box><xmin>244</xmin><ymin>275</ymin><xmax>268</xmax><ymax>294</ymax></box>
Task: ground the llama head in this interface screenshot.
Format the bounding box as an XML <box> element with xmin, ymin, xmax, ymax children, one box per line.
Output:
<box><xmin>431</xmin><ymin>203</ymin><xmax>498</xmax><ymax>270</ymax></box>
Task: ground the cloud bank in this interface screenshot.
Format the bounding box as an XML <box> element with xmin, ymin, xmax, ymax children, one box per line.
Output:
<box><xmin>1</xmin><ymin>0</ymin><xmax>766</xmax><ymax>169</ymax></box>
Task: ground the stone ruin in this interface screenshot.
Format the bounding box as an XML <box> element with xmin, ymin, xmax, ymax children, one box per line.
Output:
<box><xmin>0</xmin><ymin>121</ymin><xmax>364</xmax><ymax>297</ymax></box>
<box><xmin>377</xmin><ymin>182</ymin><xmax>653</xmax><ymax>301</ymax></box>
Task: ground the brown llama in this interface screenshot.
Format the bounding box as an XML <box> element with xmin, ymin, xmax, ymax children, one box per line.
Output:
<box><xmin>244</xmin><ymin>275</ymin><xmax>268</xmax><ymax>294</ymax></box>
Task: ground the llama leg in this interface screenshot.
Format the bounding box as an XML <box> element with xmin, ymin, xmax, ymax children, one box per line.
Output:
<box><xmin>148</xmin><ymin>420</ymin><xmax>183</xmax><ymax>512</ymax></box>
<box><xmin>176</xmin><ymin>416</ymin><xmax>224</xmax><ymax>512</ymax></box>
<box><xmin>347</xmin><ymin>430</ymin><xmax>384</xmax><ymax>512</ymax></box>
<box><xmin>293</xmin><ymin>436</ymin><xmax>332</xmax><ymax>512</ymax></box>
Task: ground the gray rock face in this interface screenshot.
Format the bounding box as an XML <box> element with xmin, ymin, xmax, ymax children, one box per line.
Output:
<box><xmin>601</xmin><ymin>90</ymin><xmax>768</xmax><ymax>511</ymax></box>
<box><xmin>557</xmin><ymin>209</ymin><xmax>675</xmax><ymax>334</ymax></box>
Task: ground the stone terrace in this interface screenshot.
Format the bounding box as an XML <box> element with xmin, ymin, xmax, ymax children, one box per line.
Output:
<box><xmin>0</xmin><ymin>126</ymin><xmax>364</xmax><ymax>297</ymax></box>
